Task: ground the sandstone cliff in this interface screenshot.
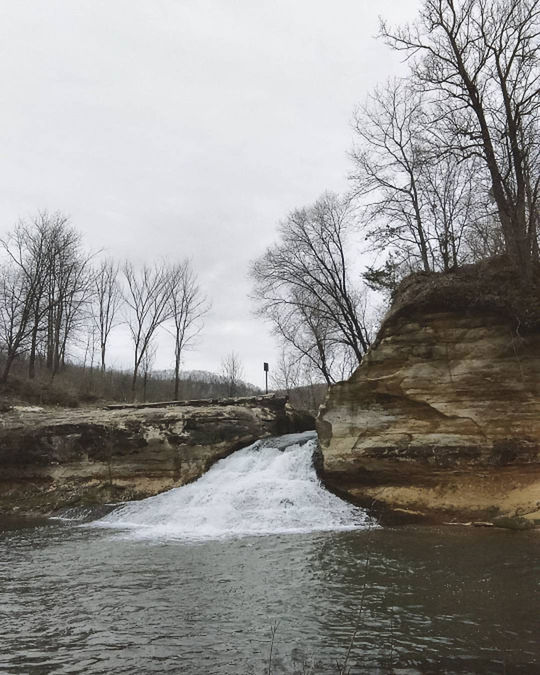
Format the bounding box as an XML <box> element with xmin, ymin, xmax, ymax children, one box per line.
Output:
<box><xmin>318</xmin><ymin>262</ymin><xmax>540</xmax><ymax>525</ymax></box>
<box><xmin>0</xmin><ymin>394</ymin><xmax>313</xmax><ymax>514</ymax></box>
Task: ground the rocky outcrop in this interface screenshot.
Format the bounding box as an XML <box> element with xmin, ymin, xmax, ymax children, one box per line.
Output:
<box><xmin>318</xmin><ymin>264</ymin><xmax>540</xmax><ymax>525</ymax></box>
<box><xmin>0</xmin><ymin>394</ymin><xmax>314</xmax><ymax>514</ymax></box>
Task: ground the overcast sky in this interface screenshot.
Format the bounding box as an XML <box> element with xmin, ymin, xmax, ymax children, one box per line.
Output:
<box><xmin>0</xmin><ymin>0</ymin><xmax>420</xmax><ymax>387</ymax></box>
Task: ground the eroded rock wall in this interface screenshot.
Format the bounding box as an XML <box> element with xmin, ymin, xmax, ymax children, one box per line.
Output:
<box><xmin>318</xmin><ymin>311</ymin><xmax>540</xmax><ymax>524</ymax></box>
<box><xmin>0</xmin><ymin>395</ymin><xmax>313</xmax><ymax>514</ymax></box>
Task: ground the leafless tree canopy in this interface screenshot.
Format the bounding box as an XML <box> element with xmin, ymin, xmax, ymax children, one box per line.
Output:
<box><xmin>122</xmin><ymin>261</ymin><xmax>173</xmax><ymax>399</ymax></box>
<box><xmin>379</xmin><ymin>0</ymin><xmax>540</xmax><ymax>277</ymax></box>
<box><xmin>0</xmin><ymin>212</ymin><xmax>93</xmax><ymax>381</ymax></box>
<box><xmin>220</xmin><ymin>351</ymin><xmax>244</xmax><ymax>397</ymax></box>
<box><xmin>250</xmin><ymin>193</ymin><xmax>371</xmax><ymax>384</ymax></box>
<box><xmin>167</xmin><ymin>260</ymin><xmax>209</xmax><ymax>400</ymax></box>
<box><xmin>351</xmin><ymin>79</ymin><xmax>494</xmax><ymax>279</ymax></box>
<box><xmin>0</xmin><ymin>264</ymin><xmax>33</xmax><ymax>381</ymax></box>
<box><xmin>93</xmin><ymin>259</ymin><xmax>122</xmax><ymax>373</ymax></box>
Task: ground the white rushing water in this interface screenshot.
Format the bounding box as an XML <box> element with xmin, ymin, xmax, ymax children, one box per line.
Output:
<box><xmin>90</xmin><ymin>431</ymin><xmax>375</xmax><ymax>541</ymax></box>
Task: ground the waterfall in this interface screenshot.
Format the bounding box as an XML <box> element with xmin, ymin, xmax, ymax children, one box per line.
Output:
<box><xmin>90</xmin><ymin>431</ymin><xmax>375</xmax><ymax>541</ymax></box>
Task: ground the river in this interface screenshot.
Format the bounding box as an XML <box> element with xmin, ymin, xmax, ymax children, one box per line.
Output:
<box><xmin>1</xmin><ymin>433</ymin><xmax>538</xmax><ymax>673</ymax></box>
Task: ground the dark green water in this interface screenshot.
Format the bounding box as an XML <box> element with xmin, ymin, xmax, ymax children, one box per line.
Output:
<box><xmin>1</xmin><ymin>517</ymin><xmax>538</xmax><ymax>674</ymax></box>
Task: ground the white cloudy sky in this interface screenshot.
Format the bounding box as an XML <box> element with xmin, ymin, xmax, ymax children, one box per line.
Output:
<box><xmin>0</xmin><ymin>0</ymin><xmax>420</xmax><ymax>386</ymax></box>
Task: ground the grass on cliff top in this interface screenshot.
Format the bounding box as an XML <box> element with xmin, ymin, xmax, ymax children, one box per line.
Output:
<box><xmin>382</xmin><ymin>256</ymin><xmax>540</xmax><ymax>336</ymax></box>
<box><xmin>0</xmin><ymin>360</ymin><xmax>326</xmax><ymax>415</ymax></box>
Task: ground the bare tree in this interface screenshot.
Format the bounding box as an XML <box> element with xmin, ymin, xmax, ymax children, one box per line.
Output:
<box><xmin>43</xmin><ymin>221</ymin><xmax>94</xmax><ymax>377</ymax></box>
<box><xmin>266</xmin><ymin>345</ymin><xmax>330</xmax><ymax>413</ymax></box>
<box><xmin>166</xmin><ymin>260</ymin><xmax>208</xmax><ymax>400</ymax></box>
<box><xmin>351</xmin><ymin>79</ymin><xmax>492</xmax><ymax>275</ymax></box>
<box><xmin>0</xmin><ymin>265</ymin><xmax>33</xmax><ymax>381</ymax></box>
<box><xmin>251</xmin><ymin>193</ymin><xmax>370</xmax><ymax>383</ymax></box>
<box><xmin>271</xmin><ymin>346</ymin><xmax>302</xmax><ymax>394</ymax></box>
<box><xmin>268</xmin><ymin>294</ymin><xmax>343</xmax><ymax>385</ymax></box>
<box><xmin>93</xmin><ymin>259</ymin><xmax>122</xmax><ymax>372</ymax></box>
<box><xmin>1</xmin><ymin>213</ymin><xmax>54</xmax><ymax>379</ymax></box>
<box><xmin>465</xmin><ymin>214</ymin><xmax>506</xmax><ymax>261</ymax></box>
<box><xmin>123</xmin><ymin>261</ymin><xmax>172</xmax><ymax>400</ymax></box>
<box><xmin>380</xmin><ymin>0</ymin><xmax>540</xmax><ymax>277</ymax></box>
<box><xmin>421</xmin><ymin>154</ymin><xmax>492</xmax><ymax>270</ymax></box>
<box><xmin>82</xmin><ymin>323</ymin><xmax>98</xmax><ymax>372</ymax></box>
<box><xmin>352</xmin><ymin>80</ymin><xmax>433</xmax><ymax>272</ymax></box>
<box><xmin>0</xmin><ymin>211</ymin><xmax>92</xmax><ymax>380</ymax></box>
<box><xmin>220</xmin><ymin>351</ymin><xmax>244</xmax><ymax>397</ymax></box>
<box><xmin>55</xmin><ymin>260</ymin><xmax>94</xmax><ymax>376</ymax></box>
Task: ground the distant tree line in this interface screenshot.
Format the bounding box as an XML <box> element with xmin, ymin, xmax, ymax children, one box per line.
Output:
<box><xmin>251</xmin><ymin>0</ymin><xmax>539</xmax><ymax>388</ymax></box>
<box><xmin>0</xmin><ymin>212</ymin><xmax>259</xmax><ymax>402</ymax></box>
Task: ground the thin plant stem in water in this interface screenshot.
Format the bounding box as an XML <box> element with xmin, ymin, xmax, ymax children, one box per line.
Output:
<box><xmin>338</xmin><ymin>514</ymin><xmax>376</xmax><ymax>675</ymax></box>
<box><xmin>267</xmin><ymin>620</ymin><xmax>279</xmax><ymax>675</ymax></box>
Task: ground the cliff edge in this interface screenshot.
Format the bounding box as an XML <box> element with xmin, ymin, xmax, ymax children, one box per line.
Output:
<box><xmin>0</xmin><ymin>394</ymin><xmax>314</xmax><ymax>514</ymax></box>
<box><xmin>318</xmin><ymin>260</ymin><xmax>540</xmax><ymax>525</ymax></box>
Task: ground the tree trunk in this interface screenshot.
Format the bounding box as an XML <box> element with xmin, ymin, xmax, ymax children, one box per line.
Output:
<box><xmin>45</xmin><ymin>302</ymin><xmax>54</xmax><ymax>371</ymax></box>
<box><xmin>417</xmin><ymin>223</ymin><xmax>431</xmax><ymax>272</ymax></box>
<box><xmin>131</xmin><ymin>366</ymin><xmax>139</xmax><ymax>402</ymax></box>
<box><xmin>174</xmin><ymin>349</ymin><xmax>180</xmax><ymax>400</ymax></box>
<box><xmin>28</xmin><ymin>322</ymin><xmax>39</xmax><ymax>379</ymax></box>
<box><xmin>1</xmin><ymin>352</ymin><xmax>16</xmax><ymax>383</ymax></box>
<box><xmin>500</xmin><ymin>206</ymin><xmax>532</xmax><ymax>280</ymax></box>
<box><xmin>143</xmin><ymin>371</ymin><xmax>148</xmax><ymax>403</ymax></box>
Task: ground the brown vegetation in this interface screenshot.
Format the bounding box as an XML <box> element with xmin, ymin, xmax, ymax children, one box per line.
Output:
<box><xmin>0</xmin><ymin>356</ymin><xmax>262</xmax><ymax>410</ymax></box>
<box><xmin>383</xmin><ymin>255</ymin><xmax>540</xmax><ymax>338</ymax></box>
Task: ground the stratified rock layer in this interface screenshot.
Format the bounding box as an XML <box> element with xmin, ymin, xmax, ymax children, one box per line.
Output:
<box><xmin>318</xmin><ymin>310</ymin><xmax>540</xmax><ymax>524</ymax></box>
<box><xmin>0</xmin><ymin>395</ymin><xmax>313</xmax><ymax>514</ymax></box>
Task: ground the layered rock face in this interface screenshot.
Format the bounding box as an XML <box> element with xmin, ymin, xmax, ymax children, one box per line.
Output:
<box><xmin>318</xmin><ymin>273</ymin><xmax>540</xmax><ymax>524</ymax></box>
<box><xmin>0</xmin><ymin>395</ymin><xmax>313</xmax><ymax>514</ymax></box>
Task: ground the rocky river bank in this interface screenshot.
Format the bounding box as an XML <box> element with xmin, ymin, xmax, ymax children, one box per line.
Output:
<box><xmin>0</xmin><ymin>394</ymin><xmax>314</xmax><ymax>514</ymax></box>
<box><xmin>317</xmin><ymin>262</ymin><xmax>540</xmax><ymax>527</ymax></box>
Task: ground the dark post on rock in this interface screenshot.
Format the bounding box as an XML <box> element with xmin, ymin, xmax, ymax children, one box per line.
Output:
<box><xmin>263</xmin><ymin>362</ymin><xmax>269</xmax><ymax>394</ymax></box>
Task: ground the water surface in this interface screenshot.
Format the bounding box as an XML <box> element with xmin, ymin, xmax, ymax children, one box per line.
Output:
<box><xmin>1</xmin><ymin>433</ymin><xmax>538</xmax><ymax>673</ymax></box>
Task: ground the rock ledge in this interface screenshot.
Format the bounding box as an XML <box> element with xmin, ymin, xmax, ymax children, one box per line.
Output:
<box><xmin>0</xmin><ymin>394</ymin><xmax>314</xmax><ymax>514</ymax></box>
<box><xmin>318</xmin><ymin>274</ymin><xmax>540</xmax><ymax>525</ymax></box>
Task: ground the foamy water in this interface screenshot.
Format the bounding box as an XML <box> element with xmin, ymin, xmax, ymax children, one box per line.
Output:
<box><xmin>89</xmin><ymin>431</ymin><xmax>374</xmax><ymax>541</ymax></box>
